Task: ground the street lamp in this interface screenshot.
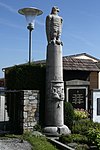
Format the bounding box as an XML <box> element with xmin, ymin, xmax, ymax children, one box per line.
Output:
<box><xmin>18</xmin><ymin>7</ymin><xmax>43</xmax><ymax>64</ymax></box>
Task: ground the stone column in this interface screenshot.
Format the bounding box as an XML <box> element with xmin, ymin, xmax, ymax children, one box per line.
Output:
<box><xmin>45</xmin><ymin>43</ymin><xmax>64</xmax><ymax>126</ymax></box>
<box><xmin>44</xmin><ymin>43</ymin><xmax>70</xmax><ymax>136</ymax></box>
<box><xmin>44</xmin><ymin>6</ymin><xmax>71</xmax><ymax>136</ymax></box>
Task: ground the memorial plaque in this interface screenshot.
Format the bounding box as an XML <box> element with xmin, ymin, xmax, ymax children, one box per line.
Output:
<box><xmin>68</xmin><ymin>89</ymin><xmax>86</xmax><ymax>109</ymax></box>
<box><xmin>97</xmin><ymin>98</ymin><xmax>100</xmax><ymax>115</ymax></box>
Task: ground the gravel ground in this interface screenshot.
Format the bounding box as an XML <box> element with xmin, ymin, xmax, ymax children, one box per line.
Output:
<box><xmin>0</xmin><ymin>138</ymin><xmax>32</xmax><ymax>150</ymax></box>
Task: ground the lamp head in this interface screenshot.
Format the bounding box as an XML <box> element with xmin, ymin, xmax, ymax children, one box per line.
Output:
<box><xmin>18</xmin><ymin>7</ymin><xmax>43</xmax><ymax>30</ymax></box>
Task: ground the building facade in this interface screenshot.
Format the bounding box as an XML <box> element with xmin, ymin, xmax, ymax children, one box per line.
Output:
<box><xmin>62</xmin><ymin>54</ymin><xmax>100</xmax><ymax>112</ymax></box>
<box><xmin>3</xmin><ymin>53</ymin><xmax>100</xmax><ymax>117</ymax></box>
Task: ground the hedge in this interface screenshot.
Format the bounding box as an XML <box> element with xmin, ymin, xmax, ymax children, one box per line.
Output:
<box><xmin>5</xmin><ymin>63</ymin><xmax>46</xmax><ymax>126</ymax></box>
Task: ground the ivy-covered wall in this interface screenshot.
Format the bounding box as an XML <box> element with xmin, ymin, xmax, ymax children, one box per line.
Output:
<box><xmin>5</xmin><ymin>64</ymin><xmax>46</xmax><ymax>126</ymax></box>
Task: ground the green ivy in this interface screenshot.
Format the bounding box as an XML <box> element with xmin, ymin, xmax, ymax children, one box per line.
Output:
<box><xmin>5</xmin><ymin>64</ymin><xmax>46</xmax><ymax>126</ymax></box>
<box><xmin>5</xmin><ymin>64</ymin><xmax>46</xmax><ymax>90</ymax></box>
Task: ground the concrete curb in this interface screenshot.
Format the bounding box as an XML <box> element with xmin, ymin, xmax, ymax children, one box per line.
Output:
<box><xmin>47</xmin><ymin>137</ymin><xmax>75</xmax><ymax>150</ymax></box>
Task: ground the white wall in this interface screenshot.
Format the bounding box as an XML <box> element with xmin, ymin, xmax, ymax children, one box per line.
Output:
<box><xmin>92</xmin><ymin>89</ymin><xmax>100</xmax><ymax>123</ymax></box>
<box><xmin>0</xmin><ymin>96</ymin><xmax>9</xmax><ymax>121</ymax></box>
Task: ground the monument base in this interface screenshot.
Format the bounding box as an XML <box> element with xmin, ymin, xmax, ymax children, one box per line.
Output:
<box><xmin>43</xmin><ymin>125</ymin><xmax>71</xmax><ymax>136</ymax></box>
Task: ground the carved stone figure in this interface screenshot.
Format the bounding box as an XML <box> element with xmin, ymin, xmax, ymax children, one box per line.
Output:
<box><xmin>44</xmin><ymin>7</ymin><xmax>71</xmax><ymax>136</ymax></box>
<box><xmin>46</xmin><ymin>6</ymin><xmax>63</xmax><ymax>45</ymax></box>
<box><xmin>51</xmin><ymin>82</ymin><xmax>64</xmax><ymax>101</ymax></box>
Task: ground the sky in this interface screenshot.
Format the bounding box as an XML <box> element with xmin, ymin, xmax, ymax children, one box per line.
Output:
<box><xmin>0</xmin><ymin>0</ymin><xmax>100</xmax><ymax>77</ymax></box>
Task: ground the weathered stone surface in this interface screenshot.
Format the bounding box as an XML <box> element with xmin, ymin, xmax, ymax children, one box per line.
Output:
<box><xmin>46</xmin><ymin>6</ymin><xmax>63</xmax><ymax>45</ymax></box>
<box><xmin>44</xmin><ymin>7</ymin><xmax>70</xmax><ymax>135</ymax></box>
<box><xmin>43</xmin><ymin>126</ymin><xmax>58</xmax><ymax>135</ymax></box>
<box><xmin>45</xmin><ymin>44</ymin><xmax>64</xmax><ymax>127</ymax></box>
<box><xmin>23</xmin><ymin>90</ymin><xmax>39</xmax><ymax>132</ymax></box>
<box><xmin>58</xmin><ymin>125</ymin><xmax>71</xmax><ymax>135</ymax></box>
<box><xmin>23</xmin><ymin>112</ymin><xmax>28</xmax><ymax>118</ymax></box>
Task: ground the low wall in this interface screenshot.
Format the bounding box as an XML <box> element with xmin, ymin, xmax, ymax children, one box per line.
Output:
<box><xmin>23</xmin><ymin>90</ymin><xmax>39</xmax><ymax>132</ymax></box>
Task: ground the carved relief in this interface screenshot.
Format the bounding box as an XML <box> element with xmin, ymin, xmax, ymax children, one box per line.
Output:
<box><xmin>51</xmin><ymin>82</ymin><xmax>64</xmax><ymax>101</ymax></box>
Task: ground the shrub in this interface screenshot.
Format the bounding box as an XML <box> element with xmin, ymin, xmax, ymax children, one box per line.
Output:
<box><xmin>93</xmin><ymin>122</ymin><xmax>100</xmax><ymax>130</ymax></box>
<box><xmin>59</xmin><ymin>134</ymin><xmax>88</xmax><ymax>145</ymax></box>
<box><xmin>87</xmin><ymin>127</ymin><xmax>100</xmax><ymax>149</ymax></box>
<box><xmin>72</xmin><ymin>119</ymin><xmax>94</xmax><ymax>135</ymax></box>
<box><xmin>76</xmin><ymin>144</ymin><xmax>89</xmax><ymax>150</ymax></box>
<box><xmin>64</xmin><ymin>102</ymin><xmax>74</xmax><ymax>129</ymax></box>
<box><xmin>33</xmin><ymin>124</ymin><xmax>42</xmax><ymax>132</ymax></box>
<box><xmin>60</xmin><ymin>119</ymin><xmax>100</xmax><ymax>149</ymax></box>
<box><xmin>71</xmin><ymin>134</ymin><xmax>88</xmax><ymax>144</ymax></box>
<box><xmin>59</xmin><ymin>134</ymin><xmax>72</xmax><ymax>144</ymax></box>
<box><xmin>72</xmin><ymin>119</ymin><xmax>100</xmax><ymax>136</ymax></box>
<box><xmin>74</xmin><ymin>109</ymin><xmax>89</xmax><ymax>121</ymax></box>
<box><xmin>96</xmin><ymin>133</ymin><xmax>100</xmax><ymax>149</ymax></box>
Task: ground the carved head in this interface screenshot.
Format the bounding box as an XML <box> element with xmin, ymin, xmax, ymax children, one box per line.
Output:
<box><xmin>51</xmin><ymin>6</ymin><xmax>60</xmax><ymax>15</ymax></box>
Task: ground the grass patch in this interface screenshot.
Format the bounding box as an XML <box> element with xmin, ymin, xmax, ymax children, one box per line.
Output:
<box><xmin>0</xmin><ymin>132</ymin><xmax>58</xmax><ymax>150</ymax></box>
<box><xmin>23</xmin><ymin>132</ymin><xmax>58</xmax><ymax>150</ymax></box>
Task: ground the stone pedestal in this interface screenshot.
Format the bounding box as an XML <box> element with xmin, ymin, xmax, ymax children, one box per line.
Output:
<box><xmin>44</xmin><ymin>43</ymin><xmax>71</xmax><ymax>136</ymax></box>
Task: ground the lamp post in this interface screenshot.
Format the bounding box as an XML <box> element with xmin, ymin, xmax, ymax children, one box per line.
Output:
<box><xmin>18</xmin><ymin>7</ymin><xmax>43</xmax><ymax>64</ymax></box>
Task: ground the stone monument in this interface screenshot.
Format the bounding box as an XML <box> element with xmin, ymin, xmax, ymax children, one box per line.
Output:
<box><xmin>44</xmin><ymin>6</ymin><xmax>71</xmax><ymax>135</ymax></box>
